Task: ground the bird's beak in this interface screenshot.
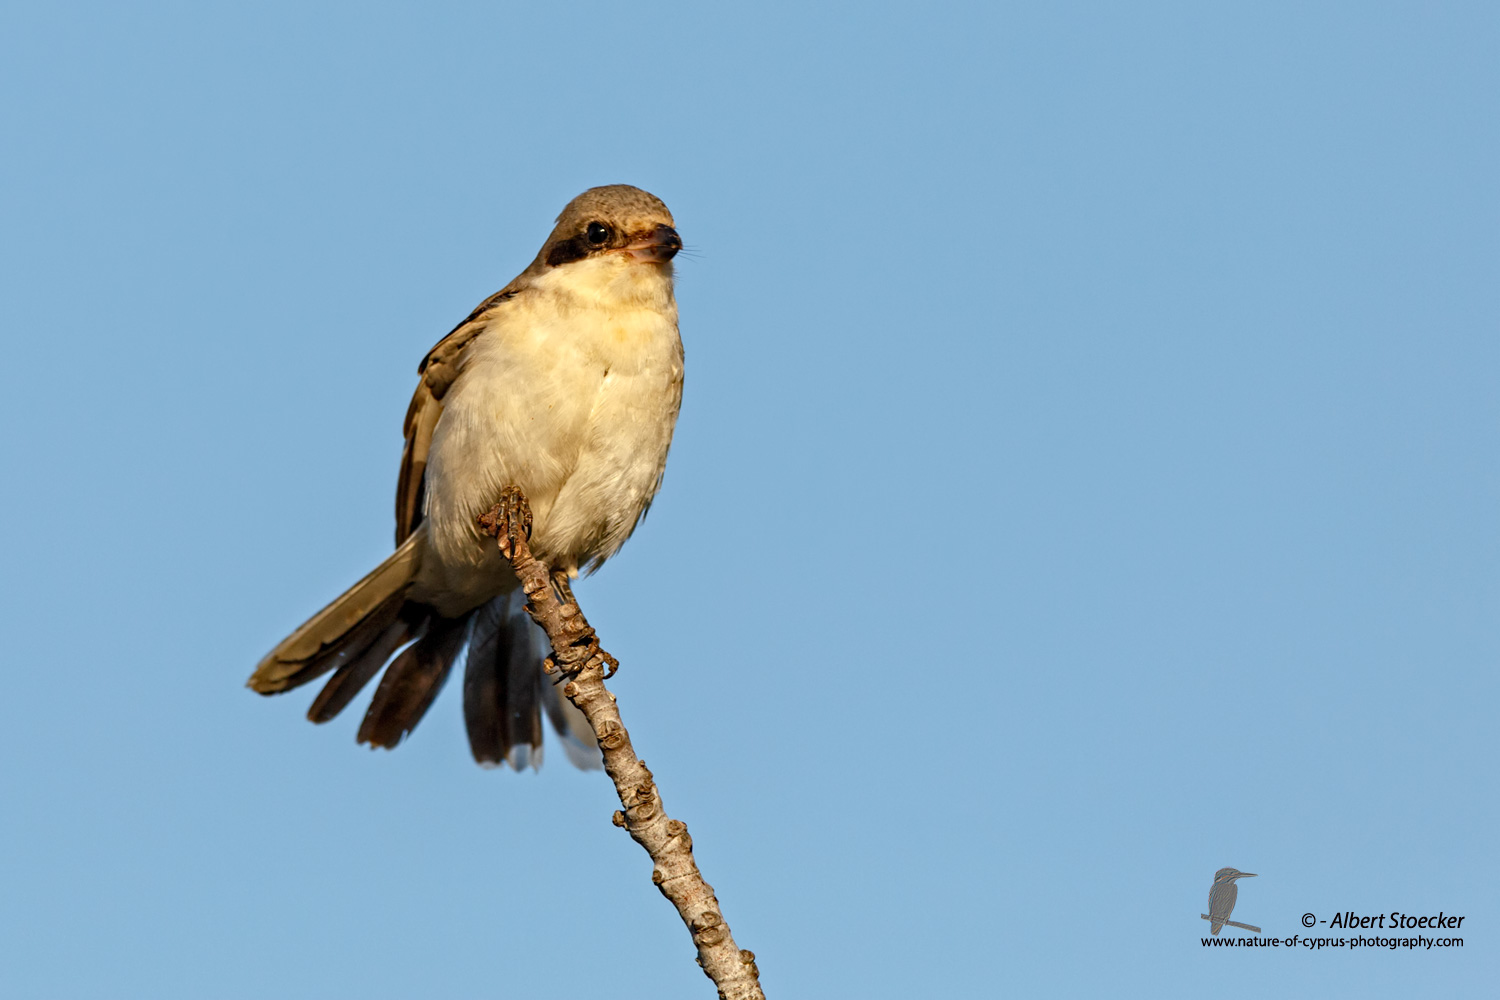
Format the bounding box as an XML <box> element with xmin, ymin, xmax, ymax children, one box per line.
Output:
<box><xmin>1239</xmin><ymin>873</ymin><xmax>1258</xmax><ymax>878</ymax></box>
<box><xmin>622</xmin><ymin>224</ymin><xmax>682</xmax><ymax>264</ymax></box>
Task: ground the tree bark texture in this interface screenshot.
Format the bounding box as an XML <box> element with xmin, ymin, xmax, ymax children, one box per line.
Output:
<box><xmin>479</xmin><ymin>488</ymin><xmax>765</xmax><ymax>1000</ymax></box>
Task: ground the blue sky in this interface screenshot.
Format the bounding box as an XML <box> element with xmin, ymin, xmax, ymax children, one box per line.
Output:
<box><xmin>1</xmin><ymin>2</ymin><xmax>1495</xmax><ymax>997</ymax></box>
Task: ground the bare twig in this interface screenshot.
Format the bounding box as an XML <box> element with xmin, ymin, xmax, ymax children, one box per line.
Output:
<box><xmin>1200</xmin><ymin>914</ymin><xmax>1262</xmax><ymax>934</ymax></box>
<box><xmin>479</xmin><ymin>488</ymin><xmax>765</xmax><ymax>1000</ymax></box>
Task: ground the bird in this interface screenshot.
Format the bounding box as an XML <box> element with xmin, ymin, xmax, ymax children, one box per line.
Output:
<box><xmin>1207</xmin><ymin>868</ymin><xmax>1257</xmax><ymax>934</ymax></box>
<box><xmin>247</xmin><ymin>184</ymin><xmax>685</xmax><ymax>770</ymax></box>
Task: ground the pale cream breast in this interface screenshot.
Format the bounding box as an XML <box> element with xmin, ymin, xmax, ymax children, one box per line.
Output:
<box><xmin>411</xmin><ymin>254</ymin><xmax>682</xmax><ymax>614</ymax></box>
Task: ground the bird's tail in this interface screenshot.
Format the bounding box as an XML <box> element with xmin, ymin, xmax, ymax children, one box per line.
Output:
<box><xmin>249</xmin><ymin>536</ymin><xmax>597</xmax><ymax>766</ymax></box>
<box><xmin>249</xmin><ymin>534</ymin><xmax>459</xmax><ymax>747</ymax></box>
<box><xmin>462</xmin><ymin>589</ymin><xmax>599</xmax><ymax>770</ymax></box>
<box><xmin>249</xmin><ymin>534</ymin><xmax>423</xmax><ymax>698</ymax></box>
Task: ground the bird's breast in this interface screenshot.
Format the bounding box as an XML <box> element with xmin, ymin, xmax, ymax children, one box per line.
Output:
<box><xmin>415</xmin><ymin>283</ymin><xmax>682</xmax><ymax>612</ymax></box>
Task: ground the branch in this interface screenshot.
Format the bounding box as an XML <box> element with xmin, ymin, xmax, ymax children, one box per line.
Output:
<box><xmin>479</xmin><ymin>488</ymin><xmax>765</xmax><ymax>1000</ymax></box>
<box><xmin>1200</xmin><ymin>915</ymin><xmax>1262</xmax><ymax>934</ymax></box>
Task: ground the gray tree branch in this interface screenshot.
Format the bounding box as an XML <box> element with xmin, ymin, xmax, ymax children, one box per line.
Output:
<box><xmin>479</xmin><ymin>488</ymin><xmax>765</xmax><ymax>1000</ymax></box>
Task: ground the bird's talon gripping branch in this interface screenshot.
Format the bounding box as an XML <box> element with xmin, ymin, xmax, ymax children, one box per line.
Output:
<box><xmin>477</xmin><ymin>486</ymin><xmax>533</xmax><ymax>559</ymax></box>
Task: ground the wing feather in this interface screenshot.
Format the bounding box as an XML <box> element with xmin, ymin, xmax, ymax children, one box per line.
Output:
<box><xmin>394</xmin><ymin>287</ymin><xmax>520</xmax><ymax>543</ymax></box>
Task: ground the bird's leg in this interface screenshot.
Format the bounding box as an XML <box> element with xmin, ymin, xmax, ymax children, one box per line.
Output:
<box><xmin>550</xmin><ymin>568</ymin><xmax>577</xmax><ymax>607</ymax></box>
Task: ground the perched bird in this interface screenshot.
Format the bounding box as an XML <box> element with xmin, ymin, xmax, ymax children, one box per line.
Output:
<box><xmin>1207</xmin><ymin>868</ymin><xmax>1257</xmax><ymax>934</ymax></box>
<box><xmin>248</xmin><ymin>185</ymin><xmax>685</xmax><ymax>770</ymax></box>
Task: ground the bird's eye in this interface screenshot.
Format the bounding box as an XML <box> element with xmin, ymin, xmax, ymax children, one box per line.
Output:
<box><xmin>585</xmin><ymin>222</ymin><xmax>612</xmax><ymax>246</ymax></box>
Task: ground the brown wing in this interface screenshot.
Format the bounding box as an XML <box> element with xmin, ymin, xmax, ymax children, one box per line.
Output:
<box><xmin>394</xmin><ymin>287</ymin><xmax>520</xmax><ymax>544</ymax></box>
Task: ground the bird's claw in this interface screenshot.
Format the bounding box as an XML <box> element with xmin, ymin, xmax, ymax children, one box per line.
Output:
<box><xmin>477</xmin><ymin>486</ymin><xmax>533</xmax><ymax>560</ymax></box>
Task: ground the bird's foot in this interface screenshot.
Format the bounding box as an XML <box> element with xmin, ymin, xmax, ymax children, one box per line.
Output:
<box><xmin>477</xmin><ymin>486</ymin><xmax>533</xmax><ymax>560</ymax></box>
<box><xmin>550</xmin><ymin>568</ymin><xmax>577</xmax><ymax>607</ymax></box>
<box><xmin>541</xmin><ymin>630</ymin><xmax>619</xmax><ymax>681</ymax></box>
<box><xmin>545</xmin><ymin>569</ymin><xmax>616</xmax><ymax>677</ymax></box>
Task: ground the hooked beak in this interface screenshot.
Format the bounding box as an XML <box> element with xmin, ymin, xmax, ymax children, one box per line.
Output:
<box><xmin>622</xmin><ymin>224</ymin><xmax>682</xmax><ymax>264</ymax></box>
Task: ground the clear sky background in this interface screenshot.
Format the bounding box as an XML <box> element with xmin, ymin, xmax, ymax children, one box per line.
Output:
<box><xmin>1</xmin><ymin>2</ymin><xmax>1495</xmax><ymax>997</ymax></box>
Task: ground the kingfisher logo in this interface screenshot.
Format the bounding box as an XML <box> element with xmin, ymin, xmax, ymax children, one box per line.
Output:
<box><xmin>1201</xmin><ymin>867</ymin><xmax>1260</xmax><ymax>935</ymax></box>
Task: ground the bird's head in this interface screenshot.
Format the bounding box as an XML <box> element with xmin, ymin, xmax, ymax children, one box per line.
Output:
<box><xmin>524</xmin><ymin>185</ymin><xmax>681</xmax><ymax>311</ymax></box>
<box><xmin>537</xmin><ymin>183</ymin><xmax>679</xmax><ymax>277</ymax></box>
<box><xmin>1213</xmin><ymin>868</ymin><xmax>1257</xmax><ymax>884</ymax></box>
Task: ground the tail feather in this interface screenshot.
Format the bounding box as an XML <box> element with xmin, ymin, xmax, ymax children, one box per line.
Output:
<box><xmin>266</xmin><ymin>589</ymin><xmax>406</xmax><ymax>694</ymax></box>
<box><xmin>307</xmin><ymin>615</ymin><xmax>419</xmax><ymax>724</ymax></box>
<box><xmin>462</xmin><ymin>597</ymin><xmax>509</xmax><ymax>766</ymax></box>
<box><xmin>356</xmin><ymin>614</ymin><xmax>468</xmax><ymax>748</ymax></box>
<box><xmin>248</xmin><ymin>535</ymin><xmax>421</xmax><ymax>694</ymax></box>
<box><xmin>463</xmin><ymin>591</ymin><xmax>545</xmax><ymax>767</ymax></box>
<box><xmin>463</xmin><ymin>591</ymin><xmax>600</xmax><ymax>770</ymax></box>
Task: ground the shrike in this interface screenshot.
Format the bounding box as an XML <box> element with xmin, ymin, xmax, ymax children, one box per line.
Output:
<box><xmin>248</xmin><ymin>185</ymin><xmax>684</xmax><ymax>769</ymax></box>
